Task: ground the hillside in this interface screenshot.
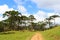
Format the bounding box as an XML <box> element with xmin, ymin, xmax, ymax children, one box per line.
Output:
<box><xmin>41</xmin><ymin>26</ymin><xmax>60</xmax><ymax>40</ymax></box>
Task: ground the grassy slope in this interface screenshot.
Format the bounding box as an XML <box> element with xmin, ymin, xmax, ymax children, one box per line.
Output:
<box><xmin>41</xmin><ymin>26</ymin><xmax>60</xmax><ymax>40</ymax></box>
<box><xmin>0</xmin><ymin>31</ymin><xmax>35</xmax><ymax>40</ymax></box>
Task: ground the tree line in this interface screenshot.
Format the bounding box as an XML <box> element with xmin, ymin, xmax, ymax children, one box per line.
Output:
<box><xmin>0</xmin><ymin>10</ymin><xmax>60</xmax><ymax>32</ymax></box>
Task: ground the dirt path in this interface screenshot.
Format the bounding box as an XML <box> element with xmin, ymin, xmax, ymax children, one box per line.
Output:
<box><xmin>31</xmin><ymin>32</ymin><xmax>44</xmax><ymax>40</ymax></box>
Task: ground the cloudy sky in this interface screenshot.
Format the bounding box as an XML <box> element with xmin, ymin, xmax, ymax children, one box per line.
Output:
<box><xmin>0</xmin><ymin>0</ymin><xmax>60</xmax><ymax>23</ymax></box>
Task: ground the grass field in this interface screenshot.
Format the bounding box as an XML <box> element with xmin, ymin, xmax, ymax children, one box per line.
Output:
<box><xmin>0</xmin><ymin>26</ymin><xmax>60</xmax><ymax>40</ymax></box>
<box><xmin>41</xmin><ymin>26</ymin><xmax>60</xmax><ymax>40</ymax></box>
<box><xmin>0</xmin><ymin>31</ymin><xmax>35</xmax><ymax>40</ymax></box>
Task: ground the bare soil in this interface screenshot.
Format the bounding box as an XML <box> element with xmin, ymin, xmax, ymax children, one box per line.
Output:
<box><xmin>31</xmin><ymin>32</ymin><xmax>44</xmax><ymax>40</ymax></box>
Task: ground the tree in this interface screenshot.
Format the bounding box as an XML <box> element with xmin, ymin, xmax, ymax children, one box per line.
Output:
<box><xmin>45</xmin><ymin>17</ymin><xmax>53</xmax><ymax>27</ymax></box>
<box><xmin>0</xmin><ymin>21</ymin><xmax>4</xmax><ymax>32</ymax></box>
<box><xmin>3</xmin><ymin>10</ymin><xmax>21</xmax><ymax>30</ymax></box>
<box><xmin>29</xmin><ymin>15</ymin><xmax>36</xmax><ymax>31</ymax></box>
<box><xmin>29</xmin><ymin>15</ymin><xmax>35</xmax><ymax>22</ymax></box>
<box><xmin>0</xmin><ymin>21</ymin><xmax>9</xmax><ymax>32</ymax></box>
<box><xmin>50</xmin><ymin>15</ymin><xmax>60</xmax><ymax>26</ymax></box>
<box><xmin>20</xmin><ymin>15</ymin><xmax>29</xmax><ymax>30</ymax></box>
<box><xmin>37</xmin><ymin>21</ymin><xmax>47</xmax><ymax>31</ymax></box>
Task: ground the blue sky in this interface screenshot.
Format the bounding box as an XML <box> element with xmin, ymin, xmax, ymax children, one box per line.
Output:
<box><xmin>0</xmin><ymin>0</ymin><xmax>60</xmax><ymax>23</ymax></box>
<box><xmin>0</xmin><ymin>0</ymin><xmax>54</xmax><ymax>14</ymax></box>
<box><xmin>0</xmin><ymin>0</ymin><xmax>17</xmax><ymax>9</ymax></box>
<box><xmin>0</xmin><ymin>0</ymin><xmax>39</xmax><ymax>14</ymax></box>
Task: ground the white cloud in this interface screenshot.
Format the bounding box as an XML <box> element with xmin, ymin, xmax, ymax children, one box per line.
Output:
<box><xmin>14</xmin><ymin>0</ymin><xmax>29</xmax><ymax>5</ymax></box>
<box><xmin>14</xmin><ymin>0</ymin><xmax>30</xmax><ymax>16</ymax></box>
<box><xmin>18</xmin><ymin>5</ymin><xmax>30</xmax><ymax>16</ymax></box>
<box><xmin>34</xmin><ymin>11</ymin><xmax>46</xmax><ymax>22</ymax></box>
<box><xmin>14</xmin><ymin>0</ymin><xmax>31</xmax><ymax>16</ymax></box>
<box><xmin>33</xmin><ymin>10</ymin><xmax>60</xmax><ymax>24</ymax></box>
<box><xmin>47</xmin><ymin>12</ymin><xmax>60</xmax><ymax>17</ymax></box>
<box><xmin>18</xmin><ymin>5</ymin><xmax>27</xmax><ymax>13</ymax></box>
<box><xmin>31</xmin><ymin>0</ymin><xmax>60</xmax><ymax>13</ymax></box>
<box><xmin>0</xmin><ymin>16</ymin><xmax>8</xmax><ymax>21</ymax></box>
<box><xmin>10</xmin><ymin>0</ymin><xmax>60</xmax><ymax>24</ymax></box>
<box><xmin>0</xmin><ymin>4</ymin><xmax>14</xmax><ymax>14</ymax></box>
<box><xmin>55</xmin><ymin>18</ymin><xmax>60</xmax><ymax>24</ymax></box>
<box><xmin>0</xmin><ymin>4</ymin><xmax>14</xmax><ymax>21</ymax></box>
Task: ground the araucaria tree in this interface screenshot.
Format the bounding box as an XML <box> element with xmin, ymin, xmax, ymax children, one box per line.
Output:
<box><xmin>29</xmin><ymin>15</ymin><xmax>36</xmax><ymax>31</ymax></box>
<box><xmin>50</xmin><ymin>15</ymin><xmax>60</xmax><ymax>26</ymax></box>
<box><xmin>3</xmin><ymin>10</ymin><xmax>21</xmax><ymax>30</ymax></box>
<box><xmin>46</xmin><ymin>17</ymin><xmax>52</xmax><ymax>27</ymax></box>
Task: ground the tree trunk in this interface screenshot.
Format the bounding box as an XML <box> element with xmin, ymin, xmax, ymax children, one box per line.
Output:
<box><xmin>54</xmin><ymin>19</ymin><xmax>55</xmax><ymax>26</ymax></box>
<box><xmin>48</xmin><ymin>20</ymin><xmax>50</xmax><ymax>27</ymax></box>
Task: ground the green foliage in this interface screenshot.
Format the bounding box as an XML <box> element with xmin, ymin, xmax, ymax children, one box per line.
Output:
<box><xmin>0</xmin><ymin>10</ymin><xmax>60</xmax><ymax>32</ymax></box>
<box><xmin>29</xmin><ymin>15</ymin><xmax>36</xmax><ymax>21</ymax></box>
<box><xmin>3</xmin><ymin>10</ymin><xmax>22</xmax><ymax>30</ymax></box>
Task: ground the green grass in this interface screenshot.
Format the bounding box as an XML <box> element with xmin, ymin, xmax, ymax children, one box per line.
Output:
<box><xmin>0</xmin><ymin>31</ymin><xmax>35</xmax><ymax>40</ymax></box>
<box><xmin>41</xmin><ymin>26</ymin><xmax>60</xmax><ymax>40</ymax></box>
<box><xmin>1</xmin><ymin>26</ymin><xmax>60</xmax><ymax>40</ymax></box>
